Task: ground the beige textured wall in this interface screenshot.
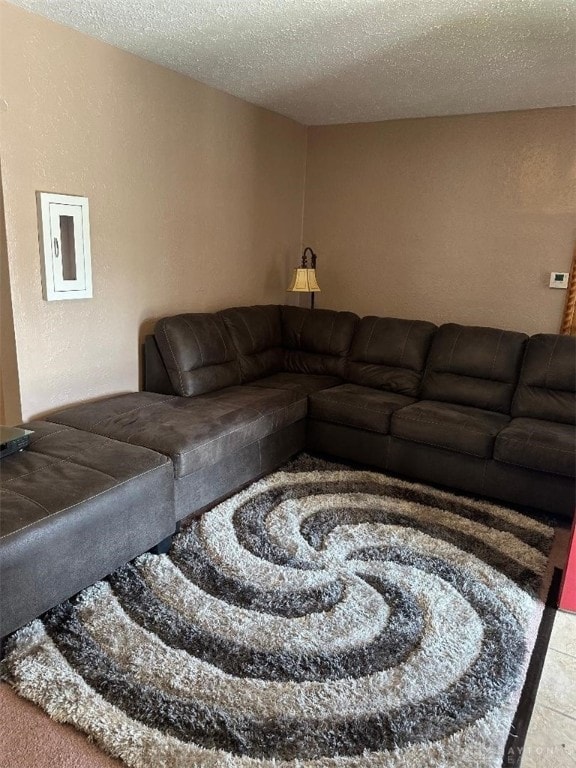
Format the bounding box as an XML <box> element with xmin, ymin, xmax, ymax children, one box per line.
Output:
<box><xmin>304</xmin><ymin>108</ymin><xmax>576</xmax><ymax>334</ymax></box>
<box><xmin>0</xmin><ymin>3</ymin><xmax>307</xmax><ymax>420</ymax></box>
<box><xmin>2</xmin><ymin>5</ymin><xmax>574</xmax><ymax>424</ymax></box>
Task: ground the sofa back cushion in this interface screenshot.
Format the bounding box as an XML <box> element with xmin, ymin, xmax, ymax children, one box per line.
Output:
<box><xmin>154</xmin><ymin>313</ymin><xmax>239</xmax><ymax>396</ymax></box>
<box><xmin>347</xmin><ymin>316</ymin><xmax>437</xmax><ymax>396</ymax></box>
<box><xmin>512</xmin><ymin>334</ymin><xmax>576</xmax><ymax>424</ymax></box>
<box><xmin>420</xmin><ymin>323</ymin><xmax>528</xmax><ymax>414</ymax></box>
<box><xmin>219</xmin><ymin>305</ymin><xmax>284</xmax><ymax>383</ymax></box>
<box><xmin>281</xmin><ymin>306</ymin><xmax>359</xmax><ymax>377</ymax></box>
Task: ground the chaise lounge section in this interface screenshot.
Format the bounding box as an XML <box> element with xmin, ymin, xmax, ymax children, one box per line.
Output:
<box><xmin>47</xmin><ymin>388</ymin><xmax>307</xmax><ymax>522</ymax></box>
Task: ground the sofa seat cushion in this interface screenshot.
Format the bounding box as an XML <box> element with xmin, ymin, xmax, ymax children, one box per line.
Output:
<box><xmin>48</xmin><ymin>389</ymin><xmax>307</xmax><ymax>479</ymax></box>
<box><xmin>494</xmin><ymin>418</ymin><xmax>576</xmax><ymax>478</ymax></box>
<box><xmin>251</xmin><ymin>372</ymin><xmax>342</xmax><ymax>396</ymax></box>
<box><xmin>309</xmin><ymin>384</ymin><xmax>416</xmax><ymax>435</ymax></box>
<box><xmin>391</xmin><ymin>400</ymin><xmax>510</xmax><ymax>458</ymax></box>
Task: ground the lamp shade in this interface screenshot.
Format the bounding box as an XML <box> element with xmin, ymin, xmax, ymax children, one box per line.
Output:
<box><xmin>287</xmin><ymin>268</ymin><xmax>321</xmax><ymax>293</ymax></box>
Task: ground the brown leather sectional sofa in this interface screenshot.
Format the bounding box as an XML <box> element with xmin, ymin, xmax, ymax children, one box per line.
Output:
<box><xmin>144</xmin><ymin>304</ymin><xmax>574</xmax><ymax>520</ymax></box>
<box><xmin>49</xmin><ymin>303</ymin><xmax>576</xmax><ymax>520</ymax></box>
<box><xmin>1</xmin><ymin>304</ymin><xmax>574</xmax><ymax>638</ymax></box>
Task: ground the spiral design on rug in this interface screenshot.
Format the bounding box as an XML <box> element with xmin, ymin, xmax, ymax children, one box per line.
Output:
<box><xmin>3</xmin><ymin>456</ymin><xmax>554</xmax><ymax>768</ymax></box>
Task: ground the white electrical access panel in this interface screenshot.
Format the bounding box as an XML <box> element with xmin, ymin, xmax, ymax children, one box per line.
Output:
<box><xmin>37</xmin><ymin>192</ymin><xmax>93</xmax><ymax>301</ymax></box>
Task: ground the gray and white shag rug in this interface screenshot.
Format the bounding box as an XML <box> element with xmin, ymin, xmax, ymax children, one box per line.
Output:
<box><xmin>2</xmin><ymin>455</ymin><xmax>555</xmax><ymax>768</ymax></box>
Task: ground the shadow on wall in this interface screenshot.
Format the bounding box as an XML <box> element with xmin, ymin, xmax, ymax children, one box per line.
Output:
<box><xmin>194</xmin><ymin>90</ymin><xmax>306</xmax><ymax>310</ymax></box>
<box><xmin>0</xmin><ymin>160</ymin><xmax>22</xmax><ymax>425</ymax></box>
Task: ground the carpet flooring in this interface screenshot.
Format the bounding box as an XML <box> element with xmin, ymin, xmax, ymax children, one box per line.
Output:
<box><xmin>1</xmin><ymin>456</ymin><xmax>559</xmax><ymax>767</ymax></box>
<box><xmin>0</xmin><ymin>683</ymin><xmax>122</xmax><ymax>768</ymax></box>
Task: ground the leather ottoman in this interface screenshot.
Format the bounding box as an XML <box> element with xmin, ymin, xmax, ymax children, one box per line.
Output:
<box><xmin>0</xmin><ymin>421</ymin><xmax>174</xmax><ymax>638</ymax></box>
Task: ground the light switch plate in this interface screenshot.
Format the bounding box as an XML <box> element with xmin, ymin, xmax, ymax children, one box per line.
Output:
<box><xmin>549</xmin><ymin>272</ymin><xmax>569</xmax><ymax>289</ymax></box>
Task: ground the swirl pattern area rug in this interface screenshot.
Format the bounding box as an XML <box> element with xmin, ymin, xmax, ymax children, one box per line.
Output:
<box><xmin>3</xmin><ymin>455</ymin><xmax>554</xmax><ymax>768</ymax></box>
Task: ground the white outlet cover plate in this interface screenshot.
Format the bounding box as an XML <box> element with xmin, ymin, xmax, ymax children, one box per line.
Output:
<box><xmin>549</xmin><ymin>272</ymin><xmax>569</xmax><ymax>289</ymax></box>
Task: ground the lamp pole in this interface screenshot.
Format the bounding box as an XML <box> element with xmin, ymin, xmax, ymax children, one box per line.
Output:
<box><xmin>302</xmin><ymin>247</ymin><xmax>317</xmax><ymax>309</ymax></box>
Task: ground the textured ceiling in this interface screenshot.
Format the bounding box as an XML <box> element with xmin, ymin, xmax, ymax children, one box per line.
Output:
<box><xmin>6</xmin><ymin>0</ymin><xmax>576</xmax><ymax>125</ymax></box>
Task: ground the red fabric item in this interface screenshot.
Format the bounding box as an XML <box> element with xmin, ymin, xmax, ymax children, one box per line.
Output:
<box><xmin>559</xmin><ymin>513</ymin><xmax>576</xmax><ymax>613</ymax></box>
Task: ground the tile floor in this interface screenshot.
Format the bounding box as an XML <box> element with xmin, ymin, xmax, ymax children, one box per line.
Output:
<box><xmin>521</xmin><ymin>609</ymin><xmax>576</xmax><ymax>767</ymax></box>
